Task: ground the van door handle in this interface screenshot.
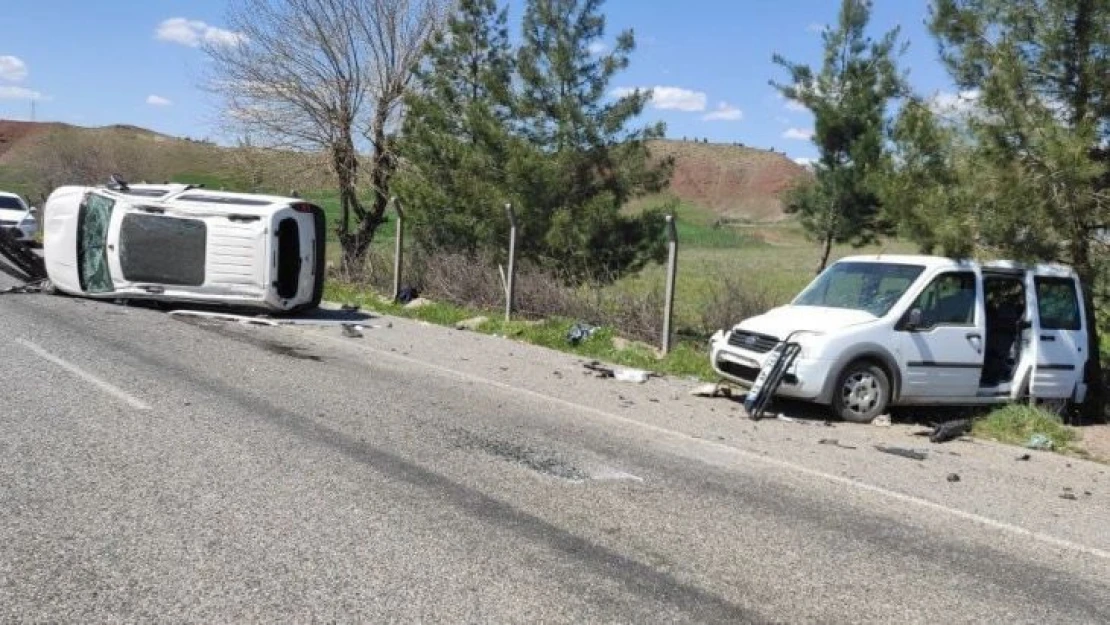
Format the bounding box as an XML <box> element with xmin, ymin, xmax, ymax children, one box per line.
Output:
<box><xmin>1040</xmin><ymin>335</ymin><xmax>1056</xmax><ymax>342</ymax></box>
<box><xmin>966</xmin><ymin>332</ymin><xmax>983</xmax><ymax>354</ymax></box>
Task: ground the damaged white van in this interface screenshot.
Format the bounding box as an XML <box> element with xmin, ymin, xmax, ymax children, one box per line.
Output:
<box><xmin>42</xmin><ymin>181</ymin><xmax>326</xmax><ymax>312</ymax></box>
<box><xmin>710</xmin><ymin>255</ymin><xmax>1090</xmax><ymax>422</ymax></box>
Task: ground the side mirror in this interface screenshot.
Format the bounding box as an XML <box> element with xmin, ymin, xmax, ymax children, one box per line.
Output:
<box><xmin>904</xmin><ymin>308</ymin><xmax>923</xmax><ymax>331</ymax></box>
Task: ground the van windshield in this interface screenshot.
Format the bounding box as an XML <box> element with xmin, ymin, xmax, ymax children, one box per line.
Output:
<box><xmin>793</xmin><ymin>261</ymin><xmax>925</xmax><ymax>316</ymax></box>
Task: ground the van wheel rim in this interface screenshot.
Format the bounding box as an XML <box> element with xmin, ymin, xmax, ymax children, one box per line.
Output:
<box><xmin>842</xmin><ymin>371</ymin><xmax>880</xmax><ymax>416</ymax></box>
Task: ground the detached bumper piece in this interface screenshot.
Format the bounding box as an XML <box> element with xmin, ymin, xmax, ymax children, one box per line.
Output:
<box><xmin>742</xmin><ymin>340</ymin><xmax>803</xmax><ymax>421</ymax></box>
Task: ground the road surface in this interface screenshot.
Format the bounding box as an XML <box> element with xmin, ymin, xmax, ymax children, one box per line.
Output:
<box><xmin>1</xmin><ymin>275</ymin><xmax>1108</xmax><ymax>623</ymax></box>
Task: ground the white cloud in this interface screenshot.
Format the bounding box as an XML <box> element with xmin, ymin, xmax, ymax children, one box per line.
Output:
<box><xmin>587</xmin><ymin>41</ymin><xmax>608</xmax><ymax>56</ymax></box>
<box><xmin>0</xmin><ymin>86</ymin><xmax>45</xmax><ymax>100</ymax></box>
<box><xmin>612</xmin><ymin>86</ymin><xmax>707</xmax><ymax>112</ymax></box>
<box><xmin>928</xmin><ymin>89</ymin><xmax>981</xmax><ymax>117</ymax></box>
<box><xmin>783</xmin><ymin>127</ymin><xmax>813</xmax><ymax>141</ymax></box>
<box><xmin>777</xmin><ymin>93</ymin><xmax>808</xmax><ymax>113</ymax></box>
<box><xmin>146</xmin><ymin>94</ymin><xmax>172</xmax><ymax>106</ymax></box>
<box><xmin>0</xmin><ymin>56</ymin><xmax>28</xmax><ymax>82</ymax></box>
<box><xmin>806</xmin><ymin>23</ymin><xmax>825</xmax><ymax>34</ymax></box>
<box><xmin>793</xmin><ymin>157</ymin><xmax>818</xmax><ymax>169</ymax></box>
<box><xmin>702</xmin><ymin>101</ymin><xmax>743</xmax><ymax>121</ymax></box>
<box><xmin>784</xmin><ymin>99</ymin><xmax>807</xmax><ymax>112</ymax></box>
<box><xmin>155</xmin><ymin>17</ymin><xmax>246</xmax><ymax>48</ymax></box>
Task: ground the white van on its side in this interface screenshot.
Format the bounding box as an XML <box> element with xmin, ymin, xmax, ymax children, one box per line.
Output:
<box><xmin>42</xmin><ymin>182</ymin><xmax>326</xmax><ymax>313</ymax></box>
<box><xmin>710</xmin><ymin>255</ymin><xmax>1090</xmax><ymax>422</ymax></box>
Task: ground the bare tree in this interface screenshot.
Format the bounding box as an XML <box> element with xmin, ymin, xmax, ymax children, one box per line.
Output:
<box><xmin>348</xmin><ymin>0</ymin><xmax>446</xmax><ymax>261</ymax></box>
<box><xmin>203</xmin><ymin>0</ymin><xmax>445</xmax><ymax>266</ymax></box>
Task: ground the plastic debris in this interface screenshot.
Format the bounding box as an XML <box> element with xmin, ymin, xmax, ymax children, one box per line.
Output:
<box><xmin>566</xmin><ymin>322</ymin><xmax>599</xmax><ymax>345</ymax></box>
<box><xmin>397</xmin><ymin>285</ymin><xmax>420</xmax><ymax>305</ymax></box>
<box><xmin>870</xmin><ymin>414</ymin><xmax>892</xmax><ymax>427</ymax></box>
<box><xmin>1060</xmin><ymin>492</ymin><xmax>1078</xmax><ymax>501</ymax></box>
<box><xmin>584</xmin><ymin>361</ymin><xmax>615</xmax><ymax>378</ymax></box>
<box><xmin>929</xmin><ymin>418</ymin><xmax>973</xmax><ymax>444</ymax></box>
<box><xmin>690</xmin><ymin>383</ymin><xmax>734</xmax><ymax>398</ymax></box>
<box><xmin>1016</xmin><ymin>453</ymin><xmax>1032</xmax><ymax>461</ymax></box>
<box><xmin>341</xmin><ymin>324</ymin><xmax>364</xmax><ymax>338</ymax></box>
<box><xmin>874</xmin><ymin>445</ymin><xmax>928</xmax><ymax>461</ymax></box>
<box><xmin>613</xmin><ymin>368</ymin><xmax>650</xmax><ymax>384</ymax></box>
<box><xmin>947</xmin><ymin>473</ymin><xmax>961</xmax><ymax>483</ymax></box>
<box><xmin>1025</xmin><ymin>434</ymin><xmax>1055</xmax><ymax>451</ymax></box>
<box><xmin>818</xmin><ymin>438</ymin><xmax>857</xmax><ymax>450</ymax></box>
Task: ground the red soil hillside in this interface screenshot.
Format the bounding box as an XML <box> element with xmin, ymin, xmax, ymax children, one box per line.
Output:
<box><xmin>648</xmin><ymin>139</ymin><xmax>812</xmax><ymax>222</ymax></box>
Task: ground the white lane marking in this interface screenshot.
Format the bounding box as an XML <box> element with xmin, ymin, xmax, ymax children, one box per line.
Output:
<box><xmin>589</xmin><ymin>467</ymin><xmax>645</xmax><ymax>482</ymax></box>
<box><xmin>16</xmin><ymin>338</ymin><xmax>152</xmax><ymax>411</ymax></box>
<box><xmin>319</xmin><ymin>331</ymin><xmax>1110</xmax><ymax>562</ymax></box>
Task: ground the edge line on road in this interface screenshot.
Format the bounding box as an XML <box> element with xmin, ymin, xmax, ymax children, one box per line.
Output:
<box><xmin>318</xmin><ymin>331</ymin><xmax>1110</xmax><ymax>562</ymax></box>
<box><xmin>15</xmin><ymin>338</ymin><xmax>152</xmax><ymax>411</ymax></box>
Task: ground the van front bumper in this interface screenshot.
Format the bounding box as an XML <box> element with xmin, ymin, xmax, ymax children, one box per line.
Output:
<box><xmin>709</xmin><ymin>341</ymin><xmax>831</xmax><ymax>401</ymax></box>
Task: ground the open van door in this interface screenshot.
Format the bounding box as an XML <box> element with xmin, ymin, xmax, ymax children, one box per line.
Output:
<box><xmin>1026</xmin><ymin>266</ymin><xmax>1088</xmax><ymax>402</ymax></box>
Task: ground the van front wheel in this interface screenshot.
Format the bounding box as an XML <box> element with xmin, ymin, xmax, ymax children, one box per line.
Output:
<box><xmin>832</xmin><ymin>361</ymin><xmax>890</xmax><ymax>423</ymax></box>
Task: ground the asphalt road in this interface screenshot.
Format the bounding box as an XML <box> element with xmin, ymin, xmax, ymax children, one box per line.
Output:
<box><xmin>1</xmin><ymin>275</ymin><xmax>1108</xmax><ymax>623</ymax></box>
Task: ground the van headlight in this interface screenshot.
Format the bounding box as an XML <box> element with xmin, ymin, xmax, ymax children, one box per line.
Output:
<box><xmin>788</xmin><ymin>330</ymin><xmax>826</xmax><ymax>360</ymax></box>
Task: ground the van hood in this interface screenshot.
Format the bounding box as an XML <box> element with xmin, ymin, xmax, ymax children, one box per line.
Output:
<box><xmin>735</xmin><ymin>305</ymin><xmax>877</xmax><ymax>338</ymax></box>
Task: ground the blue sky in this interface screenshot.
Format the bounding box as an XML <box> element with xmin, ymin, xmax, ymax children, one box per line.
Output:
<box><xmin>0</xmin><ymin>1</ymin><xmax>960</xmax><ymax>163</ymax></box>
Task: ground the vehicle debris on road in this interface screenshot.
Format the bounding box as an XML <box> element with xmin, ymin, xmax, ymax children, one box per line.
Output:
<box><xmin>929</xmin><ymin>418</ymin><xmax>973</xmax><ymax>444</ymax></box>
<box><xmin>870</xmin><ymin>414</ymin><xmax>892</xmax><ymax>427</ymax></box>
<box><xmin>875</xmin><ymin>445</ymin><xmax>928</xmax><ymax>461</ymax></box>
<box><xmin>690</xmin><ymin>382</ymin><xmax>735</xmax><ymax>398</ymax></box>
<box><xmin>818</xmin><ymin>438</ymin><xmax>857</xmax><ymax>449</ymax></box>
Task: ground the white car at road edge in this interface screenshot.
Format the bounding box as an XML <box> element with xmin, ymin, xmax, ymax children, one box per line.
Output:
<box><xmin>0</xmin><ymin>191</ymin><xmax>39</xmax><ymax>243</ymax></box>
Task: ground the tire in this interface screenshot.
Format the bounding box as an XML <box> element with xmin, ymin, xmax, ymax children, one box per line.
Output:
<box><xmin>831</xmin><ymin>360</ymin><xmax>891</xmax><ymax>423</ymax></box>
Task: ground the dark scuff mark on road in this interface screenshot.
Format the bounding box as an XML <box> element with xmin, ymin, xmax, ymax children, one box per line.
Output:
<box><xmin>174</xmin><ymin>314</ymin><xmax>325</xmax><ymax>362</ymax></box>
<box><xmin>449</xmin><ymin>428</ymin><xmax>589</xmax><ymax>482</ymax></box>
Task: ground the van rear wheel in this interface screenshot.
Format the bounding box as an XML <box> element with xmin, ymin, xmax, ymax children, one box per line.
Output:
<box><xmin>832</xmin><ymin>361</ymin><xmax>890</xmax><ymax>423</ymax></box>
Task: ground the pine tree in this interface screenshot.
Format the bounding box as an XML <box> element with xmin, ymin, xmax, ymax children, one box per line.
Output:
<box><xmin>770</xmin><ymin>0</ymin><xmax>906</xmax><ymax>274</ymax></box>
<box><xmin>395</xmin><ymin>0</ymin><xmax>518</xmax><ymax>255</ymax></box>
<box><xmin>515</xmin><ymin>0</ymin><xmax>673</xmax><ymax>281</ymax></box>
<box><xmin>900</xmin><ymin>0</ymin><xmax>1110</xmax><ymax>417</ymax></box>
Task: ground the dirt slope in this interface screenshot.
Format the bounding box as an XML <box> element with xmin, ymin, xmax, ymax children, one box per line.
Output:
<box><xmin>648</xmin><ymin>139</ymin><xmax>811</xmax><ymax>222</ymax></box>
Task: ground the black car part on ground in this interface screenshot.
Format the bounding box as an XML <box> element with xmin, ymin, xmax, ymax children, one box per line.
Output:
<box><xmin>0</xmin><ymin>226</ymin><xmax>46</xmax><ymax>284</ymax></box>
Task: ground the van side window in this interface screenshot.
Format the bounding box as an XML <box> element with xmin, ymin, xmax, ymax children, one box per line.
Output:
<box><xmin>909</xmin><ymin>272</ymin><xmax>977</xmax><ymax>329</ymax></box>
<box><xmin>1035</xmin><ymin>277</ymin><xmax>1081</xmax><ymax>330</ymax></box>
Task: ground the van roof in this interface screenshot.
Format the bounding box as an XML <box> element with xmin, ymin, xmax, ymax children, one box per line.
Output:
<box><xmin>837</xmin><ymin>254</ymin><xmax>1077</xmax><ymax>277</ymax></box>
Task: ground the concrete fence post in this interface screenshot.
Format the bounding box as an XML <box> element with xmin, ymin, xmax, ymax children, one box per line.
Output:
<box><xmin>662</xmin><ymin>214</ymin><xmax>678</xmax><ymax>355</ymax></box>
<box><xmin>391</xmin><ymin>196</ymin><xmax>404</xmax><ymax>302</ymax></box>
<box><xmin>505</xmin><ymin>203</ymin><xmax>518</xmax><ymax>322</ymax></box>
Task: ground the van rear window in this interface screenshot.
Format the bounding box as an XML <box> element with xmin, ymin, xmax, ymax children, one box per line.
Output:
<box><xmin>119</xmin><ymin>214</ymin><xmax>207</xmax><ymax>286</ymax></box>
<box><xmin>1035</xmin><ymin>277</ymin><xmax>1081</xmax><ymax>331</ymax></box>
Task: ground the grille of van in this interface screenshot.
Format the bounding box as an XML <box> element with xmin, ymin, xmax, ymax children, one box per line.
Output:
<box><xmin>727</xmin><ymin>330</ymin><xmax>779</xmax><ymax>353</ymax></box>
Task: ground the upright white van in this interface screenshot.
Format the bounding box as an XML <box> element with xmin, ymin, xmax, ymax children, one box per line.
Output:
<box><xmin>42</xmin><ymin>182</ymin><xmax>326</xmax><ymax>312</ymax></box>
<box><xmin>710</xmin><ymin>255</ymin><xmax>1090</xmax><ymax>422</ymax></box>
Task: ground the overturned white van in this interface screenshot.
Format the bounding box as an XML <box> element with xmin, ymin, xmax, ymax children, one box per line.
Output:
<box><xmin>710</xmin><ymin>255</ymin><xmax>1090</xmax><ymax>422</ymax></box>
<box><xmin>42</xmin><ymin>181</ymin><xmax>326</xmax><ymax>312</ymax></box>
